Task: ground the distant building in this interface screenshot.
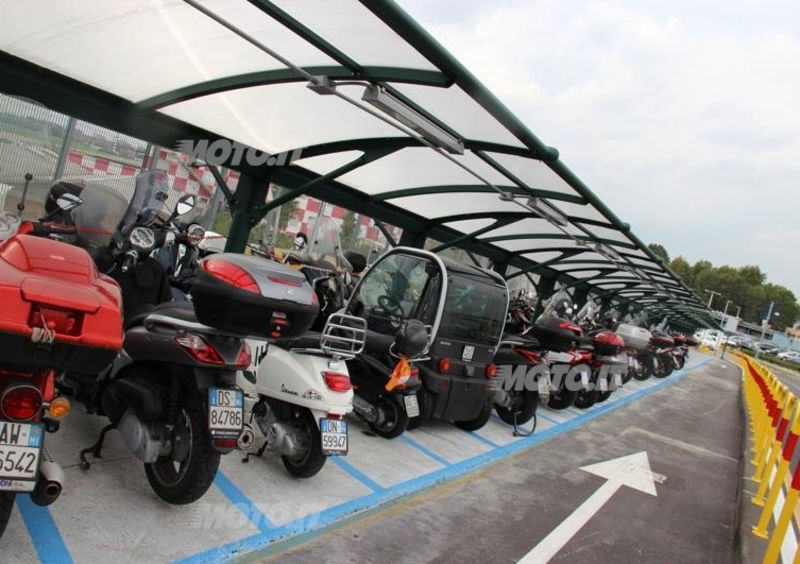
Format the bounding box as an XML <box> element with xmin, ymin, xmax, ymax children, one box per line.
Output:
<box><xmin>787</xmin><ymin>323</ymin><xmax>800</xmax><ymax>339</ymax></box>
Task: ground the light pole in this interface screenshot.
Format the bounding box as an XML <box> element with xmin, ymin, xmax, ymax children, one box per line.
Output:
<box><xmin>756</xmin><ymin>301</ymin><xmax>777</xmax><ymax>359</ymax></box>
<box><xmin>723</xmin><ymin>300</ymin><xmax>732</xmax><ymax>316</ymax></box>
<box><xmin>735</xmin><ymin>306</ymin><xmax>741</xmax><ymax>319</ymax></box>
<box><xmin>705</xmin><ymin>289</ymin><xmax>721</xmax><ymax>309</ymax></box>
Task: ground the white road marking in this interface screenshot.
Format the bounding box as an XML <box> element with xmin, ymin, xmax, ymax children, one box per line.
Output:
<box><xmin>518</xmin><ymin>451</ymin><xmax>658</xmax><ymax>563</ymax></box>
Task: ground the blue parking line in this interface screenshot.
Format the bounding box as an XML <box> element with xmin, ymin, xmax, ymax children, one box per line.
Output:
<box><xmin>466</xmin><ymin>430</ymin><xmax>500</xmax><ymax>448</ymax></box>
<box><xmin>213</xmin><ymin>471</ymin><xmax>274</xmax><ymax>533</ymax></box>
<box><xmin>175</xmin><ymin>359</ymin><xmax>710</xmax><ymax>564</ymax></box>
<box><xmin>536</xmin><ymin>412</ymin><xmax>560</xmax><ymax>425</ymax></box>
<box><xmin>331</xmin><ymin>457</ymin><xmax>383</xmax><ymax>492</ymax></box>
<box><xmin>566</xmin><ymin>408</ymin><xmax>583</xmax><ymax>416</ymax></box>
<box><xmin>16</xmin><ymin>494</ymin><xmax>73</xmax><ymax>564</ymax></box>
<box><xmin>401</xmin><ymin>434</ymin><xmax>451</xmax><ymax>467</ymax></box>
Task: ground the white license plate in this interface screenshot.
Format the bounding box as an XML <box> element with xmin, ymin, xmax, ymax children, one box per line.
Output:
<box><xmin>0</xmin><ymin>421</ymin><xmax>44</xmax><ymax>492</ymax></box>
<box><xmin>208</xmin><ymin>387</ymin><xmax>243</xmax><ymax>439</ymax></box>
<box><xmin>320</xmin><ymin>418</ymin><xmax>348</xmax><ymax>455</ymax></box>
<box><xmin>404</xmin><ymin>394</ymin><xmax>420</xmax><ymax>418</ymax></box>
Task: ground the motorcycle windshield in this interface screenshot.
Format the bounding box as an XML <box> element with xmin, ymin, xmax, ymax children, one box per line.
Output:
<box><xmin>70</xmin><ymin>169</ymin><xmax>171</xmax><ymax>250</ymax></box>
<box><xmin>301</xmin><ymin>215</ymin><xmax>352</xmax><ymax>272</ymax></box>
<box><xmin>575</xmin><ymin>298</ymin><xmax>600</xmax><ymax>324</ymax></box>
<box><xmin>541</xmin><ymin>289</ymin><xmax>574</xmax><ymax>319</ymax></box>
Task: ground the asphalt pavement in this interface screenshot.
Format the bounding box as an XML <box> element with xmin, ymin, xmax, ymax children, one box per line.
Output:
<box><xmin>251</xmin><ymin>356</ymin><xmax>742</xmax><ymax>563</ymax></box>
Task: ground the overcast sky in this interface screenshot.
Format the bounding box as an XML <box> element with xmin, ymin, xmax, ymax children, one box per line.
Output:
<box><xmin>397</xmin><ymin>0</ymin><xmax>800</xmax><ymax>297</ymax></box>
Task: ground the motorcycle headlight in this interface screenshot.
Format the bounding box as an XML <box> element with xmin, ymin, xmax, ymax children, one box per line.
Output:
<box><xmin>129</xmin><ymin>226</ymin><xmax>155</xmax><ymax>252</ymax></box>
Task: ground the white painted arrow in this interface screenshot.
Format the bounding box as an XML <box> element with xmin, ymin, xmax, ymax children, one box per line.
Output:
<box><xmin>518</xmin><ymin>451</ymin><xmax>658</xmax><ymax>564</ymax></box>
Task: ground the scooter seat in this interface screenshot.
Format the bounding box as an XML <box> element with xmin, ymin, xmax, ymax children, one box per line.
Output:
<box><xmin>125</xmin><ymin>300</ymin><xmax>197</xmax><ymax>329</ymax></box>
<box><xmin>272</xmin><ymin>332</ymin><xmax>323</xmax><ymax>351</ymax></box>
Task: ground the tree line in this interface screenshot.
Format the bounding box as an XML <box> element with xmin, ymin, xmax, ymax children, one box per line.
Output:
<box><xmin>648</xmin><ymin>244</ymin><xmax>798</xmax><ymax>331</ymax></box>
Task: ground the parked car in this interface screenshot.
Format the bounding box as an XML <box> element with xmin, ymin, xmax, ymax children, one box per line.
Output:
<box><xmin>756</xmin><ymin>342</ymin><xmax>780</xmax><ymax>355</ymax></box>
<box><xmin>777</xmin><ymin>351</ymin><xmax>800</xmax><ymax>364</ymax></box>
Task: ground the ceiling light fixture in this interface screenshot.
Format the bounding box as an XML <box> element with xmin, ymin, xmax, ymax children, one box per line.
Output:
<box><xmin>362</xmin><ymin>85</ymin><xmax>465</xmax><ymax>154</ymax></box>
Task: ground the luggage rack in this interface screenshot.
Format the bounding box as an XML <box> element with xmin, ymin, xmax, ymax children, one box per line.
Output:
<box><xmin>318</xmin><ymin>312</ymin><xmax>367</xmax><ymax>359</ymax></box>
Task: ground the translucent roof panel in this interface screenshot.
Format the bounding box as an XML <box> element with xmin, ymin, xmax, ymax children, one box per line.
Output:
<box><xmin>443</xmin><ymin>218</ymin><xmax>499</xmax><ymax>233</ymax></box>
<box><xmin>387</xmin><ymin>192</ymin><xmax>522</xmax><ymax>220</ymax></box>
<box><xmin>479</xmin><ymin>218</ymin><xmax>587</xmax><ymax>240</ymax></box>
<box><xmin>160</xmin><ymin>84</ymin><xmax>401</xmax><ymax>154</ymax></box>
<box><xmin>274</xmin><ymin>0</ymin><xmax>438</xmax><ymax>70</ymax></box>
<box><xmin>338</xmin><ymin>149</ymin><xmax>510</xmax><ymax>195</ymax></box>
<box><xmin>518</xmin><ymin>250</ymin><xmax>571</xmax><ymax>263</ymax></box>
<box><xmin>493</xmin><ymin>238</ymin><xmax>584</xmax><ymax>254</ymax></box>
<box><xmin>579</xmin><ymin>225</ymin><xmax>634</xmax><ymax>245</ymax></box>
<box><xmin>292</xmin><ymin>151</ymin><xmax>366</xmax><ymax>176</ymax></box>
<box><xmin>0</xmin><ymin>0</ymin><xmax>319</xmax><ymax>102</ymax></box>
<box><xmin>393</xmin><ymin>85</ymin><xmax>526</xmax><ymax>147</ymax></box>
<box><xmin>487</xmin><ymin>153</ymin><xmax>576</xmax><ymax>195</ymax></box>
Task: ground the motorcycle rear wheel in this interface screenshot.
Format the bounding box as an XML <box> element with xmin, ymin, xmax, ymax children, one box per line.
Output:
<box><xmin>0</xmin><ymin>492</ymin><xmax>14</xmax><ymax>539</ymax></box>
<box><xmin>496</xmin><ymin>390</ymin><xmax>538</xmax><ymax>425</ymax></box>
<box><xmin>547</xmin><ymin>388</ymin><xmax>578</xmax><ymax>410</ymax></box>
<box><xmin>282</xmin><ymin>409</ymin><xmax>327</xmax><ymax>478</ymax></box>
<box><xmin>369</xmin><ymin>395</ymin><xmax>409</xmax><ymax>439</ymax></box>
<box><xmin>145</xmin><ymin>403</ymin><xmax>220</xmax><ymax>504</ymax></box>
<box><xmin>574</xmin><ymin>388</ymin><xmax>598</xmax><ymax>409</ymax></box>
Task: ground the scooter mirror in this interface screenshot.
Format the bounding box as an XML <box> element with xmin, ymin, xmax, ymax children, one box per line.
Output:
<box><xmin>56</xmin><ymin>192</ymin><xmax>82</xmax><ymax>211</ymax></box>
<box><xmin>175</xmin><ymin>195</ymin><xmax>196</xmax><ymax>216</ymax></box>
<box><xmin>187</xmin><ymin>223</ymin><xmax>206</xmax><ymax>245</ymax></box>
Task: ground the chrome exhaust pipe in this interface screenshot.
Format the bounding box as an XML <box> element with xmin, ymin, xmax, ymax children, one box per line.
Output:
<box><xmin>30</xmin><ymin>457</ymin><xmax>65</xmax><ymax>507</ymax></box>
<box><xmin>237</xmin><ymin>423</ymin><xmax>256</xmax><ymax>450</ymax></box>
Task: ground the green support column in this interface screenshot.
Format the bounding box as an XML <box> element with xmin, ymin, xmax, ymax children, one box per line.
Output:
<box><xmin>225</xmin><ymin>172</ymin><xmax>271</xmax><ymax>253</ymax></box>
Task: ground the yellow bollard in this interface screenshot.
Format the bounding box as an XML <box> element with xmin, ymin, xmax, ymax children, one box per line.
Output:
<box><xmin>762</xmin><ymin>469</ymin><xmax>800</xmax><ymax>562</ymax></box>
<box><xmin>751</xmin><ymin>387</ymin><xmax>786</xmax><ymax>481</ymax></box>
<box><xmin>752</xmin><ymin>396</ymin><xmax>795</xmax><ymax>505</ymax></box>
<box><xmin>748</xmin><ymin>364</ymin><xmax>772</xmax><ymax>465</ymax></box>
<box><xmin>752</xmin><ymin>399</ymin><xmax>798</xmax><ymax>533</ymax></box>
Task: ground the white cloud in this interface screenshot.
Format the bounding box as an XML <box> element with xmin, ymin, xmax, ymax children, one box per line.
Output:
<box><xmin>398</xmin><ymin>0</ymin><xmax>800</xmax><ymax>298</ymax></box>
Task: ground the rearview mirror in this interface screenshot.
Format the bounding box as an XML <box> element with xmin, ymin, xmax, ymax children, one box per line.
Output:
<box><xmin>175</xmin><ymin>195</ymin><xmax>196</xmax><ymax>216</ymax></box>
<box><xmin>56</xmin><ymin>193</ymin><xmax>82</xmax><ymax>211</ymax></box>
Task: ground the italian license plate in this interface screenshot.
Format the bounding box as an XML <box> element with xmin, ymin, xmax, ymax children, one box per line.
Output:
<box><xmin>320</xmin><ymin>418</ymin><xmax>348</xmax><ymax>455</ymax></box>
<box><xmin>404</xmin><ymin>394</ymin><xmax>420</xmax><ymax>418</ymax></box>
<box><xmin>208</xmin><ymin>387</ymin><xmax>243</xmax><ymax>440</ymax></box>
<box><xmin>0</xmin><ymin>421</ymin><xmax>43</xmax><ymax>492</ymax></box>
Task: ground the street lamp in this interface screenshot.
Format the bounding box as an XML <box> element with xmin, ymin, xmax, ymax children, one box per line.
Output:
<box><xmin>723</xmin><ymin>300</ymin><xmax>732</xmax><ymax>316</ymax></box>
<box><xmin>704</xmin><ymin>289</ymin><xmax>721</xmax><ymax>309</ymax></box>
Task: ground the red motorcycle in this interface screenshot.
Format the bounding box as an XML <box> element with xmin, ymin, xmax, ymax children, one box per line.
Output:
<box><xmin>0</xmin><ymin>183</ymin><xmax>123</xmax><ymax>538</ymax></box>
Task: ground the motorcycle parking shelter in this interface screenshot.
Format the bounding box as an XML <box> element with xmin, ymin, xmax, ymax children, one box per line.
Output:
<box><xmin>0</xmin><ymin>0</ymin><xmax>714</xmax><ymax>329</ymax></box>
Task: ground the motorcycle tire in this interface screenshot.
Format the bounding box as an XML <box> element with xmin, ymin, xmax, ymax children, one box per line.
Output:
<box><xmin>282</xmin><ymin>409</ymin><xmax>327</xmax><ymax>478</ymax></box>
<box><xmin>637</xmin><ymin>358</ymin><xmax>654</xmax><ymax>380</ymax></box>
<box><xmin>597</xmin><ymin>390</ymin><xmax>613</xmax><ymax>403</ymax></box>
<box><xmin>496</xmin><ymin>390</ymin><xmax>539</xmax><ymax>426</ymax></box>
<box><xmin>369</xmin><ymin>395</ymin><xmax>409</xmax><ymax>439</ymax></box>
<box><xmin>406</xmin><ymin>387</ymin><xmax>434</xmax><ymax>431</ymax></box>
<box><xmin>622</xmin><ymin>367</ymin><xmax>634</xmax><ymax>384</ymax></box>
<box><xmin>454</xmin><ymin>403</ymin><xmax>492</xmax><ymax>431</ymax></box>
<box><xmin>654</xmin><ymin>355</ymin><xmax>672</xmax><ymax>378</ymax></box>
<box><xmin>0</xmin><ymin>492</ymin><xmax>14</xmax><ymax>539</ymax></box>
<box><xmin>547</xmin><ymin>387</ymin><xmax>579</xmax><ymax>410</ymax></box>
<box><xmin>145</xmin><ymin>402</ymin><xmax>220</xmax><ymax>505</ymax></box>
<box><xmin>574</xmin><ymin>388</ymin><xmax>598</xmax><ymax>409</ymax></box>
<box><xmin>676</xmin><ymin>355</ymin><xmax>686</xmax><ymax>370</ymax></box>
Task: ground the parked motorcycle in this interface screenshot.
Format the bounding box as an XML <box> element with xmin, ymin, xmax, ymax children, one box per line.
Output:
<box><xmin>0</xmin><ymin>184</ymin><xmax>124</xmax><ymax>536</ymax></box>
<box><xmin>57</xmin><ymin>171</ymin><xmax>261</xmax><ymax>504</ymax></box>
<box><xmin>615</xmin><ymin>312</ymin><xmax>655</xmax><ymax>381</ymax></box>
<box><xmin>240</xmin><ymin>307</ymin><xmax>366</xmax><ymax>477</ymax></box>
<box><xmin>571</xmin><ymin>298</ymin><xmax>627</xmax><ymax>409</ymax></box>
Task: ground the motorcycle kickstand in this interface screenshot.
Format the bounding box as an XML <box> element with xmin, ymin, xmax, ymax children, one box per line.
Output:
<box><xmin>241</xmin><ymin>441</ymin><xmax>269</xmax><ymax>464</ymax></box>
<box><xmin>79</xmin><ymin>423</ymin><xmax>116</xmax><ymax>470</ymax></box>
<box><xmin>512</xmin><ymin>412</ymin><xmax>536</xmax><ymax>438</ymax></box>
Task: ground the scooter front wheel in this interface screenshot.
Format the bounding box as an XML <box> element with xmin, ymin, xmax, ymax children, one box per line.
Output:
<box><xmin>369</xmin><ymin>395</ymin><xmax>409</xmax><ymax>439</ymax></box>
<box><xmin>0</xmin><ymin>492</ymin><xmax>14</xmax><ymax>539</ymax></box>
<box><xmin>282</xmin><ymin>409</ymin><xmax>327</xmax><ymax>478</ymax></box>
<box><xmin>145</xmin><ymin>403</ymin><xmax>220</xmax><ymax>505</ymax></box>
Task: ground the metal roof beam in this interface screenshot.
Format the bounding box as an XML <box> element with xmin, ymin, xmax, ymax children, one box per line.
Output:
<box><xmin>137</xmin><ymin>66</ymin><xmax>451</xmax><ymax>109</ymax></box>
<box><xmin>374</xmin><ymin>184</ymin><xmax>584</xmax><ymax>205</ymax></box>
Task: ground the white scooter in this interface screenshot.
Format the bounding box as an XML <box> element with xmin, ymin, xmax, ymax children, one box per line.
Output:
<box><xmin>237</xmin><ymin>312</ymin><xmax>366</xmax><ymax>478</ymax></box>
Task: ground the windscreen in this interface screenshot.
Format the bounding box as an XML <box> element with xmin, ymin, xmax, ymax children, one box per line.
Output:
<box><xmin>542</xmin><ymin>289</ymin><xmax>574</xmax><ymax>319</ymax></box>
<box><xmin>575</xmin><ymin>297</ymin><xmax>600</xmax><ymax>324</ymax></box>
<box><xmin>438</xmin><ymin>275</ymin><xmax>507</xmax><ymax>346</ymax></box>
<box><xmin>301</xmin><ymin>215</ymin><xmax>352</xmax><ymax>272</ymax></box>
